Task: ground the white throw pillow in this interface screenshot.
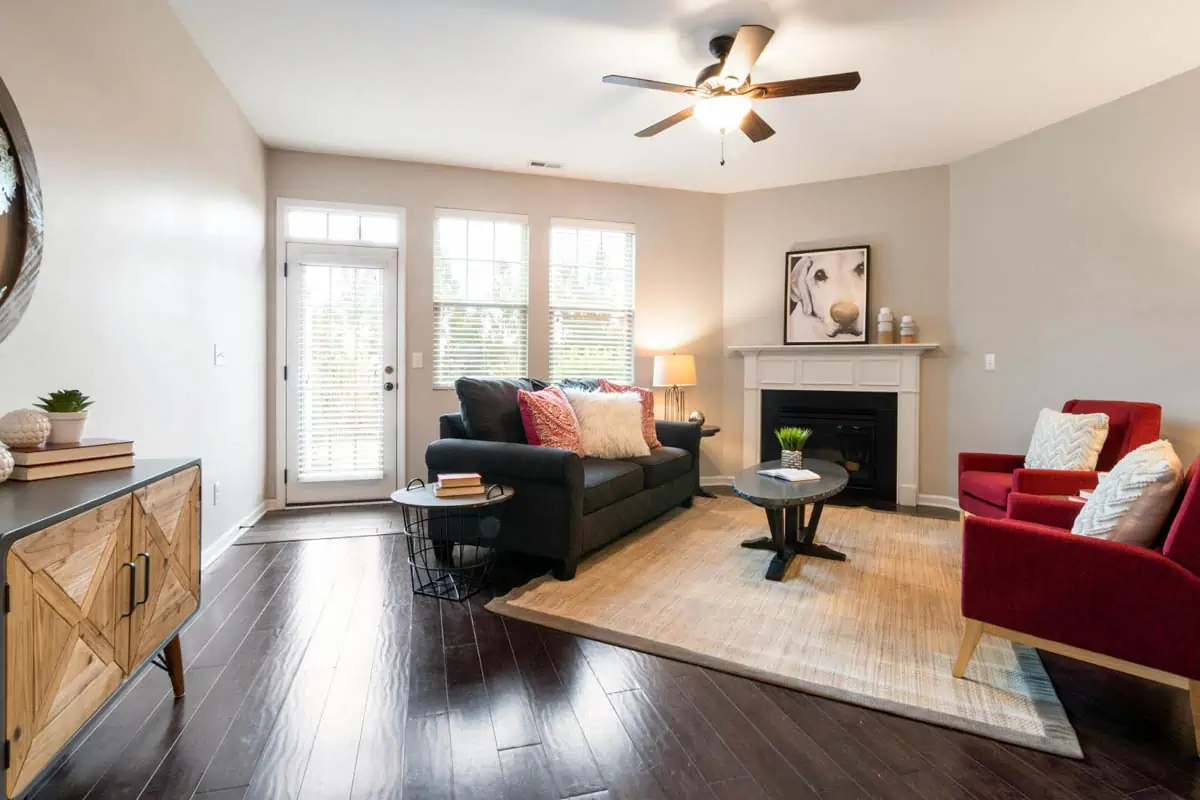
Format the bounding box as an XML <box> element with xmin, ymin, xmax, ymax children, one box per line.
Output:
<box><xmin>562</xmin><ymin>388</ymin><xmax>651</xmax><ymax>460</ymax></box>
<box><xmin>1072</xmin><ymin>439</ymin><xmax>1182</xmax><ymax>546</ymax></box>
<box><xmin>1024</xmin><ymin>408</ymin><xmax>1110</xmax><ymax>471</ymax></box>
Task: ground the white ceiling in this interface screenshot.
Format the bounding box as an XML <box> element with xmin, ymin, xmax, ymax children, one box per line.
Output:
<box><xmin>171</xmin><ymin>0</ymin><xmax>1200</xmax><ymax>194</ymax></box>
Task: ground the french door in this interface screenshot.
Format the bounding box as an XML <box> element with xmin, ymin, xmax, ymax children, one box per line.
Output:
<box><xmin>286</xmin><ymin>242</ymin><xmax>400</xmax><ymax>504</ymax></box>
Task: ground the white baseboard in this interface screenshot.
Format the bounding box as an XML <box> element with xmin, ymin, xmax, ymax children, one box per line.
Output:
<box><xmin>700</xmin><ymin>475</ymin><xmax>733</xmax><ymax>488</ymax></box>
<box><xmin>917</xmin><ymin>493</ymin><xmax>960</xmax><ymax>512</ymax></box>
<box><xmin>202</xmin><ymin>501</ymin><xmax>267</xmax><ymax>571</ymax></box>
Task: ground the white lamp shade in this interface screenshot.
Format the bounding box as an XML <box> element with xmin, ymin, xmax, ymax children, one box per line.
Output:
<box><xmin>652</xmin><ymin>354</ymin><xmax>697</xmax><ymax>387</ymax></box>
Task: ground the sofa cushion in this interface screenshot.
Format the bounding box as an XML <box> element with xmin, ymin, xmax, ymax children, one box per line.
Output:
<box><xmin>582</xmin><ymin>458</ymin><xmax>644</xmax><ymax>514</ymax></box>
<box><xmin>631</xmin><ymin>446</ymin><xmax>691</xmax><ymax>489</ymax></box>
<box><xmin>959</xmin><ymin>470</ymin><xmax>1013</xmax><ymax>510</ymax></box>
<box><xmin>455</xmin><ymin>377</ymin><xmax>543</xmax><ymax>443</ymax></box>
<box><xmin>556</xmin><ymin>378</ymin><xmax>601</xmax><ymax>391</ymax></box>
<box><xmin>1025</xmin><ymin>407</ymin><xmax>1110</xmax><ymax>471</ymax></box>
<box><xmin>1072</xmin><ymin>439</ymin><xmax>1182</xmax><ymax>546</ymax></box>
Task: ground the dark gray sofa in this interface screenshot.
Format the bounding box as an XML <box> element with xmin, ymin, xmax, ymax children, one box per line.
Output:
<box><xmin>425</xmin><ymin>378</ymin><xmax>701</xmax><ymax>580</ymax></box>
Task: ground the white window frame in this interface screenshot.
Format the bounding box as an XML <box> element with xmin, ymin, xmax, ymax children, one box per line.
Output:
<box><xmin>273</xmin><ymin>198</ymin><xmax>407</xmax><ymax>507</ymax></box>
<box><xmin>432</xmin><ymin>208</ymin><xmax>530</xmax><ymax>390</ymax></box>
<box><xmin>548</xmin><ymin>217</ymin><xmax>637</xmax><ymax>384</ymax></box>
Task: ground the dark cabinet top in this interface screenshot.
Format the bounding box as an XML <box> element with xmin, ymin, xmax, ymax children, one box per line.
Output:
<box><xmin>0</xmin><ymin>458</ymin><xmax>200</xmax><ymax>545</ymax></box>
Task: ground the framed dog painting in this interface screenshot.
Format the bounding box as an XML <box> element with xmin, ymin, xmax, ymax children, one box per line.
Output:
<box><xmin>784</xmin><ymin>246</ymin><xmax>869</xmax><ymax>345</ymax></box>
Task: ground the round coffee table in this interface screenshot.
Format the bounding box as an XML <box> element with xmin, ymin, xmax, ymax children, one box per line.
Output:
<box><xmin>733</xmin><ymin>458</ymin><xmax>850</xmax><ymax>582</ymax></box>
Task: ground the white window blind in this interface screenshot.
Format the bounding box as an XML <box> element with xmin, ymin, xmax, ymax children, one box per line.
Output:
<box><xmin>549</xmin><ymin>219</ymin><xmax>635</xmax><ymax>383</ymax></box>
<box><xmin>296</xmin><ymin>262</ymin><xmax>385</xmax><ymax>482</ymax></box>
<box><xmin>433</xmin><ymin>210</ymin><xmax>529</xmax><ymax>389</ymax></box>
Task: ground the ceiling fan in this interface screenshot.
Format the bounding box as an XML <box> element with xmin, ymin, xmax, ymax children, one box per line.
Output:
<box><xmin>602</xmin><ymin>25</ymin><xmax>860</xmax><ymax>144</ymax></box>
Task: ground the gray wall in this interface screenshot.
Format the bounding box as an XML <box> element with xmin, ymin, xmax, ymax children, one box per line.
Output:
<box><xmin>948</xmin><ymin>67</ymin><xmax>1200</xmax><ymax>475</ymax></box>
<box><xmin>722</xmin><ymin>167</ymin><xmax>952</xmax><ymax>495</ymax></box>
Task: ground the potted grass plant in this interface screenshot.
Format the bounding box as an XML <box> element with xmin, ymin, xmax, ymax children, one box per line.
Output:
<box><xmin>35</xmin><ymin>389</ymin><xmax>93</xmax><ymax>444</ymax></box>
<box><xmin>774</xmin><ymin>426</ymin><xmax>812</xmax><ymax>469</ymax></box>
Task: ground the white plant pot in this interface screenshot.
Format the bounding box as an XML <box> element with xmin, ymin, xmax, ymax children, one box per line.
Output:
<box><xmin>780</xmin><ymin>450</ymin><xmax>804</xmax><ymax>469</ymax></box>
<box><xmin>0</xmin><ymin>445</ymin><xmax>12</xmax><ymax>483</ymax></box>
<box><xmin>47</xmin><ymin>411</ymin><xmax>88</xmax><ymax>444</ymax></box>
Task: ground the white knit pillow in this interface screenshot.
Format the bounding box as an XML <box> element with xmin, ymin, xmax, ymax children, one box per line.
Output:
<box><xmin>1024</xmin><ymin>408</ymin><xmax>1110</xmax><ymax>470</ymax></box>
<box><xmin>1072</xmin><ymin>440</ymin><xmax>1182</xmax><ymax>546</ymax></box>
<box><xmin>562</xmin><ymin>388</ymin><xmax>650</xmax><ymax>460</ymax></box>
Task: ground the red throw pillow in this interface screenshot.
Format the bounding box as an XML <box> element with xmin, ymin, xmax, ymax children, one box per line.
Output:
<box><xmin>598</xmin><ymin>378</ymin><xmax>661</xmax><ymax>449</ymax></box>
<box><xmin>517</xmin><ymin>385</ymin><xmax>585</xmax><ymax>455</ymax></box>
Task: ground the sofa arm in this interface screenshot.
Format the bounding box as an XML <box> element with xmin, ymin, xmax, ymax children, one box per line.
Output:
<box><xmin>962</xmin><ymin>515</ymin><xmax>1200</xmax><ymax>679</ymax></box>
<box><xmin>655</xmin><ymin>420</ymin><xmax>702</xmax><ymax>459</ymax></box>
<box><xmin>959</xmin><ymin>452</ymin><xmax>1025</xmax><ymax>474</ymax></box>
<box><xmin>426</xmin><ymin>438</ymin><xmax>583</xmax><ymax>490</ymax></box>
<box><xmin>1012</xmin><ymin>468</ymin><xmax>1100</xmax><ymax>496</ymax></box>
<box><xmin>1006</xmin><ymin>493</ymin><xmax>1083</xmax><ymax>530</ymax></box>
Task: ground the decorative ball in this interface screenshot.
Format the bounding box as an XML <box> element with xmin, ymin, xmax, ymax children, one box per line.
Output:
<box><xmin>0</xmin><ymin>445</ymin><xmax>12</xmax><ymax>484</ymax></box>
<box><xmin>0</xmin><ymin>409</ymin><xmax>51</xmax><ymax>448</ymax></box>
<box><xmin>688</xmin><ymin>410</ymin><xmax>706</xmax><ymax>425</ymax></box>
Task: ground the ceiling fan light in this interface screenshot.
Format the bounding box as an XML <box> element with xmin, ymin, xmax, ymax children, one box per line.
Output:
<box><xmin>694</xmin><ymin>94</ymin><xmax>752</xmax><ymax>133</ymax></box>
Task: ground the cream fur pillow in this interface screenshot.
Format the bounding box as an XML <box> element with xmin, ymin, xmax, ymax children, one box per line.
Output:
<box><xmin>562</xmin><ymin>388</ymin><xmax>650</xmax><ymax>459</ymax></box>
<box><xmin>1072</xmin><ymin>439</ymin><xmax>1182</xmax><ymax>546</ymax></box>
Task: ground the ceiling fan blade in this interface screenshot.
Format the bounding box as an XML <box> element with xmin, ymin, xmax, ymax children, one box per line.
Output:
<box><xmin>603</xmin><ymin>75</ymin><xmax>695</xmax><ymax>94</ymax></box>
<box><xmin>721</xmin><ymin>25</ymin><xmax>774</xmax><ymax>86</ymax></box>
<box><xmin>740</xmin><ymin>109</ymin><xmax>775</xmax><ymax>143</ymax></box>
<box><xmin>753</xmin><ymin>71</ymin><xmax>861</xmax><ymax>99</ymax></box>
<box><xmin>635</xmin><ymin>106</ymin><xmax>695</xmax><ymax>138</ymax></box>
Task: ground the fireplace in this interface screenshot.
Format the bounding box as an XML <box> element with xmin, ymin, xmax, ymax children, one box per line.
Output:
<box><xmin>761</xmin><ymin>390</ymin><xmax>897</xmax><ymax>508</ymax></box>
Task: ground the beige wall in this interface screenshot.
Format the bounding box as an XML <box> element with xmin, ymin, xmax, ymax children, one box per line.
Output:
<box><xmin>721</xmin><ymin>167</ymin><xmax>953</xmax><ymax>495</ymax></box>
<box><xmin>265</xmin><ymin>150</ymin><xmax>724</xmax><ymax>497</ymax></box>
<box><xmin>0</xmin><ymin>0</ymin><xmax>267</xmax><ymax>552</ymax></box>
<box><xmin>948</xmin><ymin>66</ymin><xmax>1200</xmax><ymax>476</ymax></box>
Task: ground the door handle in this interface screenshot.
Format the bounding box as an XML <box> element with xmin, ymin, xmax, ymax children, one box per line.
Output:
<box><xmin>136</xmin><ymin>552</ymin><xmax>151</xmax><ymax>607</ymax></box>
<box><xmin>384</xmin><ymin>382</ymin><xmax>395</xmax><ymax>391</ymax></box>
<box><xmin>120</xmin><ymin>561</ymin><xmax>137</xmax><ymax>618</ymax></box>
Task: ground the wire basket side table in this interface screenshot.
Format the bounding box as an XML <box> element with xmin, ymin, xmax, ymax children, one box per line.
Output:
<box><xmin>390</xmin><ymin>479</ymin><xmax>513</xmax><ymax>601</ymax></box>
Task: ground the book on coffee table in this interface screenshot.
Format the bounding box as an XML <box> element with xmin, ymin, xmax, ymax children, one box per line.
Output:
<box><xmin>11</xmin><ymin>454</ymin><xmax>135</xmax><ymax>482</ymax></box>
<box><xmin>757</xmin><ymin>467</ymin><xmax>821</xmax><ymax>482</ymax></box>
<box><xmin>437</xmin><ymin>472</ymin><xmax>482</xmax><ymax>489</ymax></box>
<box><xmin>8</xmin><ymin>438</ymin><xmax>134</xmax><ymax>466</ymax></box>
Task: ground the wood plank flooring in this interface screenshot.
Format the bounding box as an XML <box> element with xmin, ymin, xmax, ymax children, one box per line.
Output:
<box><xmin>27</xmin><ymin>504</ymin><xmax>1200</xmax><ymax>799</ymax></box>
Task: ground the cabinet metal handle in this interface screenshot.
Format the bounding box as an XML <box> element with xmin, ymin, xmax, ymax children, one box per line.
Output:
<box><xmin>120</xmin><ymin>561</ymin><xmax>137</xmax><ymax>618</ymax></box>
<box><xmin>136</xmin><ymin>552</ymin><xmax>151</xmax><ymax>607</ymax></box>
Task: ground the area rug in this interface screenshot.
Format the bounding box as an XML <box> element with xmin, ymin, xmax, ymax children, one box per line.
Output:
<box><xmin>487</xmin><ymin>497</ymin><xmax>1082</xmax><ymax>757</ymax></box>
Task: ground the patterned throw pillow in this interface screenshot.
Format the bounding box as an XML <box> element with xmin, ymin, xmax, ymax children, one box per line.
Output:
<box><xmin>517</xmin><ymin>385</ymin><xmax>584</xmax><ymax>456</ymax></box>
<box><xmin>1024</xmin><ymin>408</ymin><xmax>1110</xmax><ymax>471</ymax></box>
<box><xmin>1072</xmin><ymin>440</ymin><xmax>1183</xmax><ymax>546</ymax></box>
<box><xmin>563</xmin><ymin>387</ymin><xmax>651</xmax><ymax>460</ymax></box>
<box><xmin>598</xmin><ymin>378</ymin><xmax>661</xmax><ymax>449</ymax></box>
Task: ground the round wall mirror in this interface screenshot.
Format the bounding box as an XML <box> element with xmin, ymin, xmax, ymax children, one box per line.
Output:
<box><xmin>0</xmin><ymin>74</ymin><xmax>43</xmax><ymax>346</ymax></box>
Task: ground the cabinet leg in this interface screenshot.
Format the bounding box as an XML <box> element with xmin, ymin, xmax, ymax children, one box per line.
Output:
<box><xmin>164</xmin><ymin>634</ymin><xmax>186</xmax><ymax>698</ymax></box>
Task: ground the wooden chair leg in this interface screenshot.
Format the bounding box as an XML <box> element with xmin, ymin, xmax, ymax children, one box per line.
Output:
<box><xmin>1190</xmin><ymin>680</ymin><xmax>1200</xmax><ymax>757</ymax></box>
<box><xmin>952</xmin><ymin>619</ymin><xmax>985</xmax><ymax>678</ymax></box>
<box><xmin>164</xmin><ymin>634</ymin><xmax>186</xmax><ymax>698</ymax></box>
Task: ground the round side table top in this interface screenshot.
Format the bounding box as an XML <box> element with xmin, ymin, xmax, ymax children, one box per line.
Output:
<box><xmin>732</xmin><ymin>459</ymin><xmax>849</xmax><ymax>508</ymax></box>
<box><xmin>389</xmin><ymin>483</ymin><xmax>514</xmax><ymax>509</ymax></box>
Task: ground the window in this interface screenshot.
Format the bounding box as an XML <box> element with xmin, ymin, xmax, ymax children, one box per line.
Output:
<box><xmin>285</xmin><ymin>207</ymin><xmax>400</xmax><ymax>245</ymax></box>
<box><xmin>433</xmin><ymin>210</ymin><xmax>529</xmax><ymax>388</ymax></box>
<box><xmin>549</xmin><ymin>219</ymin><xmax>635</xmax><ymax>383</ymax></box>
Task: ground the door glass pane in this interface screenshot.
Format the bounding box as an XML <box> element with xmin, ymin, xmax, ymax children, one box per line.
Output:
<box><xmin>296</xmin><ymin>262</ymin><xmax>385</xmax><ymax>482</ymax></box>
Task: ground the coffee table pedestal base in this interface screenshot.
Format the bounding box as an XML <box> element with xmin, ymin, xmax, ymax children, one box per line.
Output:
<box><xmin>740</xmin><ymin>500</ymin><xmax>845</xmax><ymax>581</ymax></box>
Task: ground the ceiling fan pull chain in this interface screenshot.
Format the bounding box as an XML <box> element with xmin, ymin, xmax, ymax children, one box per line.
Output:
<box><xmin>720</xmin><ymin>133</ymin><xmax>726</xmax><ymax>166</ymax></box>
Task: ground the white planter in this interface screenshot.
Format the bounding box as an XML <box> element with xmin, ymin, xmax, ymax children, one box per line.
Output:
<box><xmin>0</xmin><ymin>445</ymin><xmax>12</xmax><ymax>483</ymax></box>
<box><xmin>47</xmin><ymin>411</ymin><xmax>88</xmax><ymax>444</ymax></box>
<box><xmin>780</xmin><ymin>449</ymin><xmax>804</xmax><ymax>469</ymax></box>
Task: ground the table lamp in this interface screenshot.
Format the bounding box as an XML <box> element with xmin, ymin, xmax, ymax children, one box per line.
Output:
<box><xmin>652</xmin><ymin>354</ymin><xmax>697</xmax><ymax>422</ymax></box>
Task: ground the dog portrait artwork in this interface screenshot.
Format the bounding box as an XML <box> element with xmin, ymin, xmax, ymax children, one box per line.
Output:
<box><xmin>784</xmin><ymin>246</ymin><xmax>869</xmax><ymax>344</ymax></box>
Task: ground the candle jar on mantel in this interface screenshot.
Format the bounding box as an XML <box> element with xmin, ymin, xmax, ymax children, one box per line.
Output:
<box><xmin>877</xmin><ymin>307</ymin><xmax>895</xmax><ymax>344</ymax></box>
<box><xmin>900</xmin><ymin>315</ymin><xmax>917</xmax><ymax>344</ymax></box>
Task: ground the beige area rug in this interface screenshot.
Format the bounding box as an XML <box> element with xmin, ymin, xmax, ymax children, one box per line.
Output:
<box><xmin>488</xmin><ymin>497</ymin><xmax>1082</xmax><ymax>757</ymax></box>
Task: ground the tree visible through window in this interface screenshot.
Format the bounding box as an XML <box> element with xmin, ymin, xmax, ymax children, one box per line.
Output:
<box><xmin>549</xmin><ymin>220</ymin><xmax>635</xmax><ymax>383</ymax></box>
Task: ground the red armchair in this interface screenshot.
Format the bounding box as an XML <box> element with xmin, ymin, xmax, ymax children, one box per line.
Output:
<box><xmin>953</xmin><ymin>457</ymin><xmax>1200</xmax><ymax>755</ymax></box>
<box><xmin>958</xmin><ymin>399</ymin><xmax>1162</xmax><ymax>518</ymax></box>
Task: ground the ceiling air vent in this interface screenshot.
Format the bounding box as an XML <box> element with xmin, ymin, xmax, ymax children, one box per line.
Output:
<box><xmin>529</xmin><ymin>160</ymin><xmax>563</xmax><ymax>169</ymax></box>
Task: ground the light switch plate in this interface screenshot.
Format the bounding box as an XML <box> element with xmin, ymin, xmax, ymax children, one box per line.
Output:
<box><xmin>412</xmin><ymin>352</ymin><xmax>424</xmax><ymax>369</ymax></box>
<box><xmin>985</xmin><ymin>353</ymin><xmax>996</xmax><ymax>371</ymax></box>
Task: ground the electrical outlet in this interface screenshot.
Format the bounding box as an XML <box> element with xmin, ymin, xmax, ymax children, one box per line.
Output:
<box><xmin>984</xmin><ymin>353</ymin><xmax>996</xmax><ymax>372</ymax></box>
<box><xmin>412</xmin><ymin>352</ymin><xmax>424</xmax><ymax>369</ymax></box>
<box><xmin>212</xmin><ymin>482</ymin><xmax>220</xmax><ymax>506</ymax></box>
<box><xmin>213</xmin><ymin>344</ymin><xmax>226</xmax><ymax>367</ymax></box>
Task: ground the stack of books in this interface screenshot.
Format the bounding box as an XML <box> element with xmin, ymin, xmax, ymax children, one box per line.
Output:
<box><xmin>8</xmin><ymin>439</ymin><xmax>135</xmax><ymax>482</ymax></box>
<box><xmin>434</xmin><ymin>472</ymin><xmax>485</xmax><ymax>498</ymax></box>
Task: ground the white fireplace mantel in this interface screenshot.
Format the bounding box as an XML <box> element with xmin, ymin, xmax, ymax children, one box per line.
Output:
<box><xmin>729</xmin><ymin>343</ymin><xmax>939</xmax><ymax>506</ymax></box>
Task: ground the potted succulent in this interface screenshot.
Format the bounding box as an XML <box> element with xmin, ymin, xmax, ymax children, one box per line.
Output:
<box><xmin>774</xmin><ymin>426</ymin><xmax>813</xmax><ymax>469</ymax></box>
<box><xmin>35</xmin><ymin>389</ymin><xmax>93</xmax><ymax>444</ymax></box>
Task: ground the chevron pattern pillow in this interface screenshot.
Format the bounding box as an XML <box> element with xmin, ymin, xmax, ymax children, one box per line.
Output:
<box><xmin>1072</xmin><ymin>440</ymin><xmax>1183</xmax><ymax>546</ymax></box>
<box><xmin>1024</xmin><ymin>408</ymin><xmax>1110</xmax><ymax>470</ymax></box>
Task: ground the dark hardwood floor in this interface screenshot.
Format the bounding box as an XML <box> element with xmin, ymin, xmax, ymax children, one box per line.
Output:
<box><xmin>28</xmin><ymin>504</ymin><xmax>1200</xmax><ymax>800</ymax></box>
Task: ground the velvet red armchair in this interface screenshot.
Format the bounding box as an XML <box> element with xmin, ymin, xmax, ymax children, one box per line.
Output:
<box><xmin>958</xmin><ymin>399</ymin><xmax>1162</xmax><ymax>518</ymax></box>
<box><xmin>953</xmin><ymin>457</ymin><xmax>1200</xmax><ymax>755</ymax></box>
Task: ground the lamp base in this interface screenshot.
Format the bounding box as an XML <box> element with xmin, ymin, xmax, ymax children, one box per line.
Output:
<box><xmin>665</xmin><ymin>385</ymin><xmax>687</xmax><ymax>422</ymax></box>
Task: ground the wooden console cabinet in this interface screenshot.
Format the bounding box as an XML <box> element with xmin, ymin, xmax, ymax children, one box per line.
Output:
<box><xmin>0</xmin><ymin>459</ymin><xmax>200</xmax><ymax>798</ymax></box>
